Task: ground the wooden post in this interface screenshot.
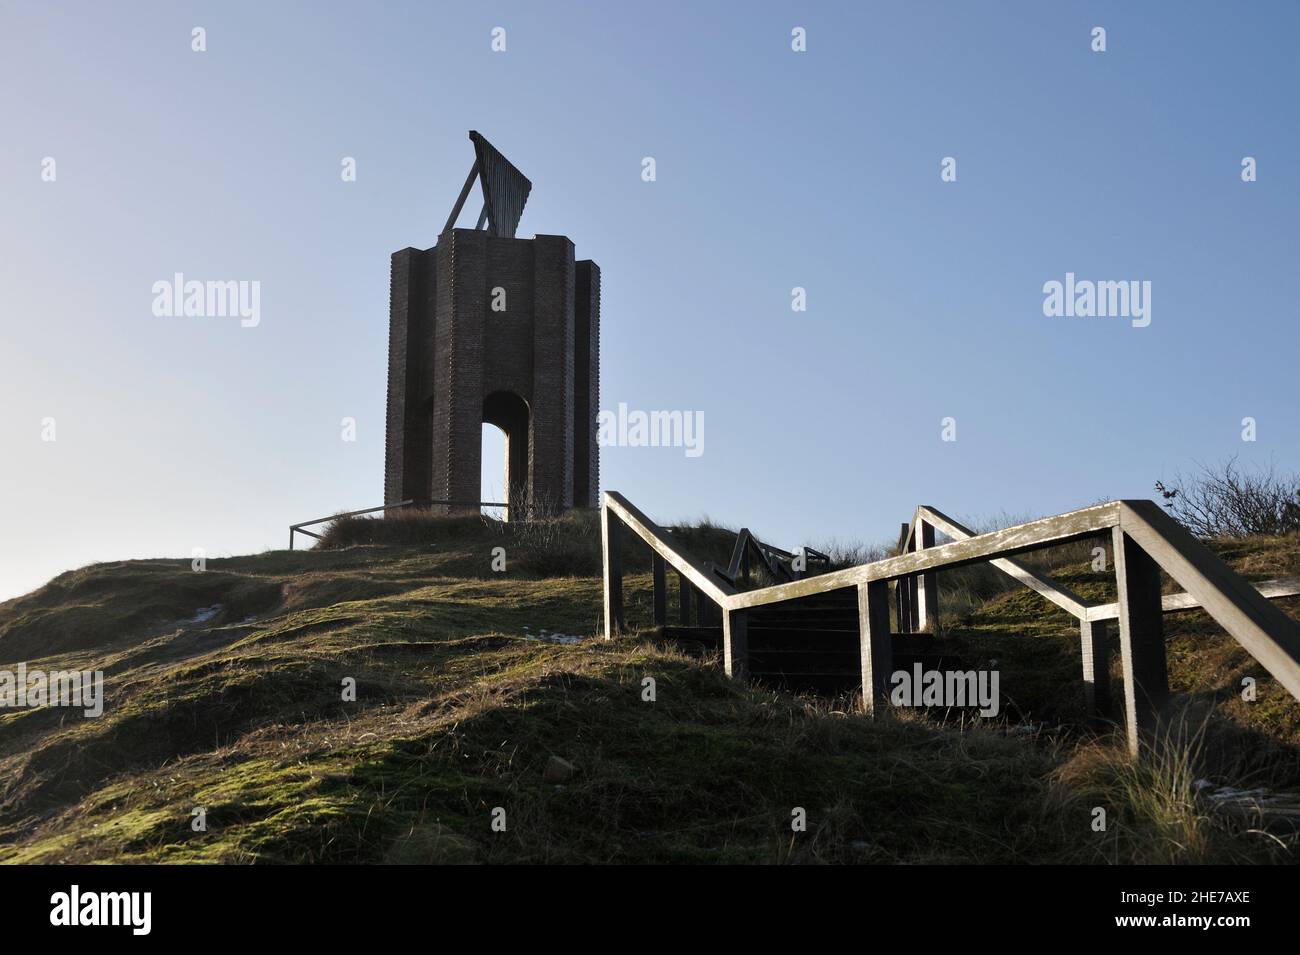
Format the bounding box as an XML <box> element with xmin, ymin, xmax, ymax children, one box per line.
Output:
<box><xmin>652</xmin><ymin>554</ymin><xmax>667</xmax><ymax>626</ymax></box>
<box><xmin>601</xmin><ymin>502</ymin><xmax>624</xmax><ymax>640</ymax></box>
<box><xmin>907</xmin><ymin>575</ymin><xmax>920</xmax><ymax>631</ymax></box>
<box><xmin>915</xmin><ymin>520</ymin><xmax>939</xmax><ymax>632</ymax></box>
<box><xmin>896</xmin><ymin>524</ymin><xmax>912</xmax><ymax>633</ymax></box>
<box><xmin>708</xmin><ymin>595</ymin><xmax>721</xmax><ymax>626</ymax></box>
<box><xmin>895</xmin><ymin>578</ymin><xmax>912</xmax><ymax>634</ymax></box>
<box><xmin>442</xmin><ymin>161</ymin><xmax>480</xmax><ymax>234</ymax></box>
<box><xmin>1079</xmin><ymin>617</ymin><xmax>1113</xmax><ymax>720</ymax></box>
<box><xmin>723</xmin><ymin>608</ymin><xmax>748</xmax><ymax>679</ymax></box>
<box><xmin>694</xmin><ymin>586</ymin><xmax>707</xmax><ymax>625</ymax></box>
<box><xmin>678</xmin><ymin>572</ymin><xmax>692</xmax><ymax>625</ymax></box>
<box><xmin>858</xmin><ymin>580</ymin><xmax>894</xmax><ymax>717</ymax></box>
<box><xmin>1113</xmin><ymin>526</ymin><xmax>1170</xmax><ymax>757</ymax></box>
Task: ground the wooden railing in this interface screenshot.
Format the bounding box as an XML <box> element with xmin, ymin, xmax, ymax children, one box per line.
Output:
<box><xmin>898</xmin><ymin>504</ymin><xmax>1300</xmax><ymax>728</ymax></box>
<box><xmin>602</xmin><ymin>491</ymin><xmax>1300</xmax><ymax>757</ymax></box>
<box><xmin>723</xmin><ymin>528</ymin><xmax>829</xmax><ymax>585</ymax></box>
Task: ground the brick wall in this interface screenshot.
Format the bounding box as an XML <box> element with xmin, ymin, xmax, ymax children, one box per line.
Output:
<box><xmin>383</xmin><ymin>228</ymin><xmax>600</xmax><ymax>516</ymax></box>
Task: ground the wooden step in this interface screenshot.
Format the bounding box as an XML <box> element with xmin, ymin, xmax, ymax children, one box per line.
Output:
<box><xmin>751</xmin><ymin>609</ymin><xmax>860</xmax><ymax>626</ymax></box>
<box><xmin>751</xmin><ymin>651</ymin><xmax>958</xmax><ymax>677</ymax></box>
<box><xmin>660</xmin><ymin>625</ymin><xmax>934</xmax><ymax>654</ymax></box>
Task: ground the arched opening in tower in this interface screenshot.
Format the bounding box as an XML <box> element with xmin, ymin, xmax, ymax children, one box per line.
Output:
<box><xmin>480</xmin><ymin>423</ymin><xmax>507</xmax><ymax>521</ymax></box>
<box><xmin>481</xmin><ymin>391</ymin><xmax>530</xmax><ymax>521</ymax></box>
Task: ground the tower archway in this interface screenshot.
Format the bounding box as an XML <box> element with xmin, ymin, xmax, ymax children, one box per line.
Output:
<box><xmin>482</xmin><ymin>390</ymin><xmax>529</xmax><ymax>520</ymax></box>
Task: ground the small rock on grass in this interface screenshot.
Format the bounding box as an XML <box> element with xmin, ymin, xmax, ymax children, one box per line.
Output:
<box><xmin>544</xmin><ymin>755</ymin><xmax>576</xmax><ymax>783</ymax></box>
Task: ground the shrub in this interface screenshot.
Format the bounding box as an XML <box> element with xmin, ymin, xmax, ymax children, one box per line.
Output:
<box><xmin>1156</xmin><ymin>457</ymin><xmax>1300</xmax><ymax>538</ymax></box>
<box><xmin>314</xmin><ymin>506</ymin><xmax>653</xmax><ymax>578</ymax></box>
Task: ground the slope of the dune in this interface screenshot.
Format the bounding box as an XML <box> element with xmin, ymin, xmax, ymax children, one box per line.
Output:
<box><xmin>0</xmin><ymin>514</ymin><xmax>1296</xmax><ymax>864</ymax></box>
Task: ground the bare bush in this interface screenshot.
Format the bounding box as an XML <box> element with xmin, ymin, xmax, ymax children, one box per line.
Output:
<box><xmin>1156</xmin><ymin>457</ymin><xmax>1300</xmax><ymax>539</ymax></box>
<box><xmin>508</xmin><ymin>509</ymin><xmax>604</xmax><ymax>576</ymax></box>
<box><xmin>818</xmin><ymin>538</ymin><xmax>893</xmax><ymax>571</ymax></box>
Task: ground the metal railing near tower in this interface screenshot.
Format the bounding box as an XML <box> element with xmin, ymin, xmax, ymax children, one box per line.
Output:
<box><xmin>600</xmin><ymin>491</ymin><xmax>1300</xmax><ymax>758</ymax></box>
<box><xmin>288</xmin><ymin>498</ymin><xmax>510</xmax><ymax>549</ymax></box>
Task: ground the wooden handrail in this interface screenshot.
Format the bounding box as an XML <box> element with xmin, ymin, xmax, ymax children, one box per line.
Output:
<box><xmin>602</xmin><ymin>492</ymin><xmax>735</xmax><ymax>605</ymax></box>
<box><xmin>724</xmin><ymin>501</ymin><xmax>1123</xmax><ymax>611</ymax></box>
<box><xmin>910</xmin><ymin>505</ymin><xmax>1094</xmax><ymax>619</ymax></box>
<box><xmin>905</xmin><ymin>502</ymin><xmax>1300</xmax><ymax>639</ymax></box>
<box><xmin>602</xmin><ymin>493</ymin><xmax>1121</xmax><ymax>615</ymax></box>
<box><xmin>602</xmin><ymin>491</ymin><xmax>1300</xmax><ymax>758</ymax></box>
<box><xmin>1116</xmin><ymin>500</ymin><xmax>1300</xmax><ymax>701</ymax></box>
<box><xmin>1085</xmin><ymin>575</ymin><xmax>1300</xmax><ymax>622</ymax></box>
<box><xmin>724</xmin><ymin>528</ymin><xmax>809</xmax><ymax>583</ymax></box>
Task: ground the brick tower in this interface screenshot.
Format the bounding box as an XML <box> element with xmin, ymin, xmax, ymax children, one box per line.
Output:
<box><xmin>384</xmin><ymin>132</ymin><xmax>600</xmax><ymax>517</ymax></box>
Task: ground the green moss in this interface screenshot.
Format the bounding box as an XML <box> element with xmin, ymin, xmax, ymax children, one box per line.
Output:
<box><xmin>0</xmin><ymin>517</ymin><xmax>1296</xmax><ymax>864</ymax></box>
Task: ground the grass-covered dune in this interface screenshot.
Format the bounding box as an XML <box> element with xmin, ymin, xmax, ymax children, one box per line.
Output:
<box><xmin>0</xmin><ymin>510</ymin><xmax>1297</xmax><ymax>864</ymax></box>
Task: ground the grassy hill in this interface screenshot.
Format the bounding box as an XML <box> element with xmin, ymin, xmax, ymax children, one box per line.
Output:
<box><xmin>1</xmin><ymin>511</ymin><xmax>1298</xmax><ymax>864</ymax></box>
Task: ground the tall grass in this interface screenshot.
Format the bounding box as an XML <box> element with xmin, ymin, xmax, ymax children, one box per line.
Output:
<box><xmin>1049</xmin><ymin>711</ymin><xmax>1297</xmax><ymax>863</ymax></box>
<box><xmin>317</xmin><ymin>507</ymin><xmax>611</xmax><ymax>576</ymax></box>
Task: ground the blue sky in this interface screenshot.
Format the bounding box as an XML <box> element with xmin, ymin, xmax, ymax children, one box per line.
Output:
<box><xmin>1</xmin><ymin>1</ymin><xmax>1297</xmax><ymax>600</ymax></box>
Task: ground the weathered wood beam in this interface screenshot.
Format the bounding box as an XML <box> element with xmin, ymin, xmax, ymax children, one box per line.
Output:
<box><xmin>652</xmin><ymin>553</ymin><xmax>667</xmax><ymax>626</ymax></box>
<box><xmin>723</xmin><ymin>609</ymin><xmax>749</xmax><ymax>679</ymax></box>
<box><xmin>1086</xmin><ymin>575</ymin><xmax>1300</xmax><ymax>621</ymax></box>
<box><xmin>917</xmin><ymin>506</ymin><xmax>1093</xmax><ymax>619</ymax></box>
<box><xmin>914</xmin><ymin>519</ymin><xmax>939</xmax><ymax>631</ymax></box>
<box><xmin>599</xmin><ymin>490</ymin><xmax>1300</xmax><ymax>738</ymax></box>
<box><xmin>726</xmin><ymin>529</ymin><xmax>749</xmax><ymax>580</ymax></box>
<box><xmin>1117</xmin><ymin>501</ymin><xmax>1300</xmax><ymax>703</ymax></box>
<box><xmin>603</xmin><ymin>492</ymin><xmax>735</xmax><ymax>605</ymax></box>
<box><xmin>858</xmin><ymin>580</ymin><xmax>893</xmax><ymax>717</ymax></box>
<box><xmin>727</xmin><ymin>501</ymin><xmax>1121</xmax><ymax>611</ymax></box>
<box><xmin>1113</xmin><ymin>525</ymin><xmax>1170</xmax><ymax>757</ymax></box>
<box><xmin>1079</xmin><ymin>618</ymin><xmax>1113</xmax><ymax>720</ymax></box>
<box><xmin>601</xmin><ymin>500</ymin><xmax>624</xmax><ymax>640</ymax></box>
<box><xmin>906</xmin><ymin>573</ymin><xmax>920</xmax><ymax>631</ymax></box>
<box><xmin>895</xmin><ymin>577</ymin><xmax>912</xmax><ymax>634</ymax></box>
<box><xmin>898</xmin><ymin>523</ymin><xmax>917</xmax><ymax>632</ymax></box>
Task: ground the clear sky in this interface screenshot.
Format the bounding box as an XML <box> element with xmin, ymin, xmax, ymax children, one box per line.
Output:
<box><xmin>2</xmin><ymin>1</ymin><xmax>1297</xmax><ymax>601</ymax></box>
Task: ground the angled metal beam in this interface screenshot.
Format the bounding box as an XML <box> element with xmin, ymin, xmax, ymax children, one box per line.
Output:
<box><xmin>442</xmin><ymin>161</ymin><xmax>480</xmax><ymax>235</ymax></box>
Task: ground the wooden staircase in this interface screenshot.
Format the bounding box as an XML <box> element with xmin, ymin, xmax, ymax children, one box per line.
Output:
<box><xmin>663</xmin><ymin>588</ymin><xmax>960</xmax><ymax>693</ymax></box>
<box><xmin>602</xmin><ymin>491</ymin><xmax>1300</xmax><ymax>758</ymax></box>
